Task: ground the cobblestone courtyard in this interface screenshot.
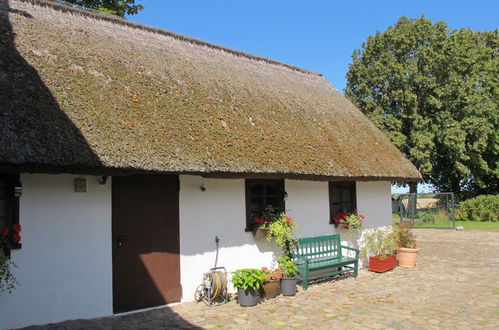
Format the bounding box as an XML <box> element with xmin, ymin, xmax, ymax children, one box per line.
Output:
<box><xmin>23</xmin><ymin>229</ymin><xmax>499</xmax><ymax>329</ymax></box>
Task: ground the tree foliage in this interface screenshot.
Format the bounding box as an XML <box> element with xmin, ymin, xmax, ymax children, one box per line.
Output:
<box><xmin>63</xmin><ymin>0</ymin><xmax>144</xmax><ymax>17</ymax></box>
<box><xmin>345</xmin><ymin>16</ymin><xmax>498</xmax><ymax>196</ymax></box>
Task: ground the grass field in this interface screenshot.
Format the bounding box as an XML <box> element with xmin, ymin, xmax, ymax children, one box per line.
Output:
<box><xmin>392</xmin><ymin>212</ymin><xmax>499</xmax><ymax>230</ymax></box>
<box><xmin>414</xmin><ymin>220</ymin><xmax>499</xmax><ymax>230</ymax></box>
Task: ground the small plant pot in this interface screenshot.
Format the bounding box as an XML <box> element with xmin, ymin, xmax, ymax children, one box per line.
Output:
<box><xmin>368</xmin><ymin>254</ymin><xmax>397</xmax><ymax>273</ymax></box>
<box><xmin>237</xmin><ymin>287</ymin><xmax>259</xmax><ymax>307</ymax></box>
<box><xmin>262</xmin><ymin>280</ymin><xmax>280</xmax><ymax>299</ymax></box>
<box><xmin>397</xmin><ymin>247</ymin><xmax>420</xmax><ymax>268</ymax></box>
<box><xmin>252</xmin><ymin>227</ymin><xmax>269</xmax><ymax>238</ymax></box>
<box><xmin>280</xmin><ymin>278</ymin><xmax>297</xmax><ymax>296</ymax></box>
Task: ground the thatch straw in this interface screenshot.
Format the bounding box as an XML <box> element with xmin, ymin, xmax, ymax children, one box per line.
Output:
<box><xmin>0</xmin><ymin>0</ymin><xmax>421</xmax><ymax>181</ymax></box>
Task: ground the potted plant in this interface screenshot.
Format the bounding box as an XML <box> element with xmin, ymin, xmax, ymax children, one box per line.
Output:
<box><xmin>360</xmin><ymin>228</ymin><xmax>397</xmax><ymax>272</ymax></box>
<box><xmin>277</xmin><ymin>256</ymin><xmax>298</xmax><ymax>296</ymax></box>
<box><xmin>394</xmin><ymin>225</ymin><xmax>420</xmax><ymax>268</ymax></box>
<box><xmin>0</xmin><ymin>227</ymin><xmax>19</xmax><ymax>293</ymax></box>
<box><xmin>331</xmin><ymin>211</ymin><xmax>365</xmax><ymax>231</ymax></box>
<box><xmin>266</xmin><ymin>213</ymin><xmax>301</xmax><ymax>255</ymax></box>
<box><xmin>261</xmin><ymin>267</ymin><xmax>282</xmax><ymax>299</ymax></box>
<box><xmin>231</xmin><ymin>268</ymin><xmax>265</xmax><ymax>307</ymax></box>
<box><xmin>251</xmin><ymin>206</ymin><xmax>279</xmax><ymax>238</ymax></box>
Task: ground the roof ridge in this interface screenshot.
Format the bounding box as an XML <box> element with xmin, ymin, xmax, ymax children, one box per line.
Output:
<box><xmin>16</xmin><ymin>0</ymin><xmax>323</xmax><ymax>77</ymax></box>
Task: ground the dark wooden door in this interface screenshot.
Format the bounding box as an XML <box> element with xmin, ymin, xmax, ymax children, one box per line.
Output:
<box><xmin>112</xmin><ymin>175</ymin><xmax>181</xmax><ymax>313</ymax></box>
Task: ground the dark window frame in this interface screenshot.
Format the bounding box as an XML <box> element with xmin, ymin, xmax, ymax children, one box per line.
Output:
<box><xmin>245</xmin><ymin>179</ymin><xmax>285</xmax><ymax>231</ymax></box>
<box><xmin>329</xmin><ymin>181</ymin><xmax>356</xmax><ymax>224</ymax></box>
<box><xmin>0</xmin><ymin>174</ymin><xmax>21</xmax><ymax>252</ymax></box>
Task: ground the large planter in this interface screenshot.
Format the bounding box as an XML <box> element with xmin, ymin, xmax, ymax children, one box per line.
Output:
<box><xmin>237</xmin><ymin>287</ymin><xmax>259</xmax><ymax>307</ymax></box>
<box><xmin>368</xmin><ymin>254</ymin><xmax>397</xmax><ymax>273</ymax></box>
<box><xmin>262</xmin><ymin>280</ymin><xmax>280</xmax><ymax>299</ymax></box>
<box><xmin>280</xmin><ymin>278</ymin><xmax>298</xmax><ymax>296</ymax></box>
<box><xmin>252</xmin><ymin>227</ymin><xmax>269</xmax><ymax>238</ymax></box>
<box><xmin>397</xmin><ymin>247</ymin><xmax>420</xmax><ymax>268</ymax></box>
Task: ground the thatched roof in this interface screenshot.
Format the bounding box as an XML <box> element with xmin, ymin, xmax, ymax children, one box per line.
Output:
<box><xmin>0</xmin><ymin>0</ymin><xmax>421</xmax><ymax>181</ymax></box>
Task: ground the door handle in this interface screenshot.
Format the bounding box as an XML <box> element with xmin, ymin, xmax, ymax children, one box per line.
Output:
<box><xmin>117</xmin><ymin>235</ymin><xmax>130</xmax><ymax>248</ymax></box>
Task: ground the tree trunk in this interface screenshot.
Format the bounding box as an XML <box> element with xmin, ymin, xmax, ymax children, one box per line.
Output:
<box><xmin>407</xmin><ymin>182</ymin><xmax>418</xmax><ymax>226</ymax></box>
<box><xmin>409</xmin><ymin>182</ymin><xmax>418</xmax><ymax>194</ymax></box>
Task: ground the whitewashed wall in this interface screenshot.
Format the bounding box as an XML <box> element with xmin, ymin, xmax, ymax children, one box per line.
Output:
<box><xmin>356</xmin><ymin>181</ymin><xmax>392</xmax><ymax>228</ymax></box>
<box><xmin>0</xmin><ymin>174</ymin><xmax>112</xmax><ymax>330</ymax></box>
<box><xmin>179</xmin><ymin>177</ymin><xmax>392</xmax><ymax>302</ymax></box>
<box><xmin>1</xmin><ymin>174</ymin><xmax>393</xmax><ymax>327</ymax></box>
<box><xmin>178</xmin><ymin>175</ymin><xmax>280</xmax><ymax>302</ymax></box>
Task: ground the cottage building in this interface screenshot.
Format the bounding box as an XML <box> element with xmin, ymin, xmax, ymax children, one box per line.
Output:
<box><xmin>0</xmin><ymin>0</ymin><xmax>420</xmax><ymax>328</ymax></box>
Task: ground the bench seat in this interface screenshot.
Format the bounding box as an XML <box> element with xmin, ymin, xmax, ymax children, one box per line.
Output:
<box><xmin>291</xmin><ymin>234</ymin><xmax>359</xmax><ymax>290</ymax></box>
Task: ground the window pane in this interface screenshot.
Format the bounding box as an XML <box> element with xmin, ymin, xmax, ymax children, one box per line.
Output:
<box><xmin>342</xmin><ymin>187</ymin><xmax>351</xmax><ymax>204</ymax></box>
<box><xmin>266</xmin><ymin>196</ymin><xmax>282</xmax><ymax>212</ymax></box>
<box><xmin>0</xmin><ymin>200</ymin><xmax>5</xmax><ymax>217</ymax></box>
<box><xmin>331</xmin><ymin>188</ymin><xmax>341</xmax><ymax>203</ymax></box>
<box><xmin>250</xmin><ymin>184</ymin><xmax>264</xmax><ymax>196</ymax></box>
<box><xmin>0</xmin><ymin>181</ymin><xmax>5</xmax><ymax>198</ymax></box>
<box><xmin>331</xmin><ymin>203</ymin><xmax>343</xmax><ymax>214</ymax></box>
<box><xmin>265</xmin><ymin>183</ymin><xmax>281</xmax><ymax>196</ymax></box>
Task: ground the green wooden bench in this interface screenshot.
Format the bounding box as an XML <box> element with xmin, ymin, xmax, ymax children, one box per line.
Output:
<box><xmin>290</xmin><ymin>234</ymin><xmax>359</xmax><ymax>290</ymax></box>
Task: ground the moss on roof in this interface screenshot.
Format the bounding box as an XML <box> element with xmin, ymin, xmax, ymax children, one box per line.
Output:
<box><xmin>0</xmin><ymin>0</ymin><xmax>421</xmax><ymax>181</ymax></box>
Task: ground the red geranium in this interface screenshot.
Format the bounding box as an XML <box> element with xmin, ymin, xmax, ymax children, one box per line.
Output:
<box><xmin>0</xmin><ymin>228</ymin><xmax>8</xmax><ymax>236</ymax></box>
<box><xmin>285</xmin><ymin>217</ymin><xmax>292</xmax><ymax>223</ymax></box>
<box><xmin>12</xmin><ymin>224</ymin><xmax>22</xmax><ymax>233</ymax></box>
<box><xmin>12</xmin><ymin>233</ymin><xmax>21</xmax><ymax>243</ymax></box>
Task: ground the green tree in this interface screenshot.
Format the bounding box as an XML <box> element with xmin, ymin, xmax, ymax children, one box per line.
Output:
<box><xmin>63</xmin><ymin>0</ymin><xmax>144</xmax><ymax>17</ymax></box>
<box><xmin>345</xmin><ymin>16</ymin><xmax>498</xmax><ymax>196</ymax></box>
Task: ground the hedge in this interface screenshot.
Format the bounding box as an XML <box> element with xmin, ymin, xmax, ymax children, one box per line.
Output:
<box><xmin>455</xmin><ymin>195</ymin><xmax>499</xmax><ymax>222</ymax></box>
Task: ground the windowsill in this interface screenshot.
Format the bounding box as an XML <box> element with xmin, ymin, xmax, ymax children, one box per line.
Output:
<box><xmin>10</xmin><ymin>243</ymin><xmax>22</xmax><ymax>250</ymax></box>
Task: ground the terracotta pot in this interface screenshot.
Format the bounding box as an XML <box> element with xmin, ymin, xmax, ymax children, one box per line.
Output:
<box><xmin>262</xmin><ymin>280</ymin><xmax>280</xmax><ymax>299</ymax></box>
<box><xmin>397</xmin><ymin>247</ymin><xmax>420</xmax><ymax>268</ymax></box>
<box><xmin>368</xmin><ymin>254</ymin><xmax>397</xmax><ymax>273</ymax></box>
<box><xmin>252</xmin><ymin>227</ymin><xmax>269</xmax><ymax>238</ymax></box>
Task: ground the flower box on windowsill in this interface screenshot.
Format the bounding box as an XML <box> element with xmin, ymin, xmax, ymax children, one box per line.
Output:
<box><xmin>252</xmin><ymin>227</ymin><xmax>269</xmax><ymax>238</ymax></box>
<box><xmin>332</xmin><ymin>221</ymin><xmax>349</xmax><ymax>230</ymax></box>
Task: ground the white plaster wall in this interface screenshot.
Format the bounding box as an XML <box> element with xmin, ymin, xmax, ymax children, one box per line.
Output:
<box><xmin>179</xmin><ymin>175</ymin><xmax>279</xmax><ymax>302</ymax></box>
<box><xmin>178</xmin><ymin>178</ymin><xmax>392</xmax><ymax>302</ymax></box>
<box><xmin>356</xmin><ymin>181</ymin><xmax>392</xmax><ymax>228</ymax></box>
<box><xmin>0</xmin><ymin>174</ymin><xmax>112</xmax><ymax>330</ymax></box>
<box><xmin>285</xmin><ymin>180</ymin><xmax>332</xmax><ymax>237</ymax></box>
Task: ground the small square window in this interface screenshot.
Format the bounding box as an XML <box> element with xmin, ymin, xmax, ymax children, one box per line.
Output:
<box><xmin>329</xmin><ymin>182</ymin><xmax>356</xmax><ymax>223</ymax></box>
<box><xmin>245</xmin><ymin>179</ymin><xmax>285</xmax><ymax>231</ymax></box>
<box><xmin>0</xmin><ymin>174</ymin><xmax>21</xmax><ymax>254</ymax></box>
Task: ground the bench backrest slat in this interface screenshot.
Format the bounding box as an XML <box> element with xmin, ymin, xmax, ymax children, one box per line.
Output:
<box><xmin>292</xmin><ymin>234</ymin><xmax>342</xmax><ymax>259</ymax></box>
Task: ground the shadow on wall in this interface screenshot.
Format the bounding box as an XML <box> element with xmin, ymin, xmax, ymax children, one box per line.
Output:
<box><xmin>0</xmin><ymin>0</ymin><xmax>102</xmax><ymax>172</ymax></box>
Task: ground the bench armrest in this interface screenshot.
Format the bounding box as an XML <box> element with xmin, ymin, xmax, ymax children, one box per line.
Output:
<box><xmin>341</xmin><ymin>245</ymin><xmax>360</xmax><ymax>259</ymax></box>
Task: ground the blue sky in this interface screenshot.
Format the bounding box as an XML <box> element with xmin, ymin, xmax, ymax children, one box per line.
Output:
<box><xmin>128</xmin><ymin>0</ymin><xmax>498</xmax><ymax>92</ymax></box>
<box><xmin>127</xmin><ymin>1</ymin><xmax>497</xmax><ymax>193</ymax></box>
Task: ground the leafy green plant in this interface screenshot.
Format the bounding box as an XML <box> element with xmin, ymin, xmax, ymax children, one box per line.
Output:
<box><xmin>231</xmin><ymin>269</ymin><xmax>265</xmax><ymax>290</ymax></box>
<box><xmin>261</xmin><ymin>267</ymin><xmax>283</xmax><ymax>282</ymax></box>
<box><xmin>267</xmin><ymin>213</ymin><xmax>301</xmax><ymax>254</ymax></box>
<box><xmin>0</xmin><ymin>237</ymin><xmax>18</xmax><ymax>294</ymax></box>
<box><xmin>360</xmin><ymin>228</ymin><xmax>397</xmax><ymax>259</ymax></box>
<box><xmin>251</xmin><ymin>205</ymin><xmax>280</xmax><ymax>229</ymax></box>
<box><xmin>393</xmin><ymin>225</ymin><xmax>417</xmax><ymax>249</ymax></box>
<box><xmin>331</xmin><ymin>211</ymin><xmax>364</xmax><ymax>231</ymax></box>
<box><xmin>456</xmin><ymin>195</ymin><xmax>499</xmax><ymax>222</ymax></box>
<box><xmin>277</xmin><ymin>256</ymin><xmax>298</xmax><ymax>278</ymax></box>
